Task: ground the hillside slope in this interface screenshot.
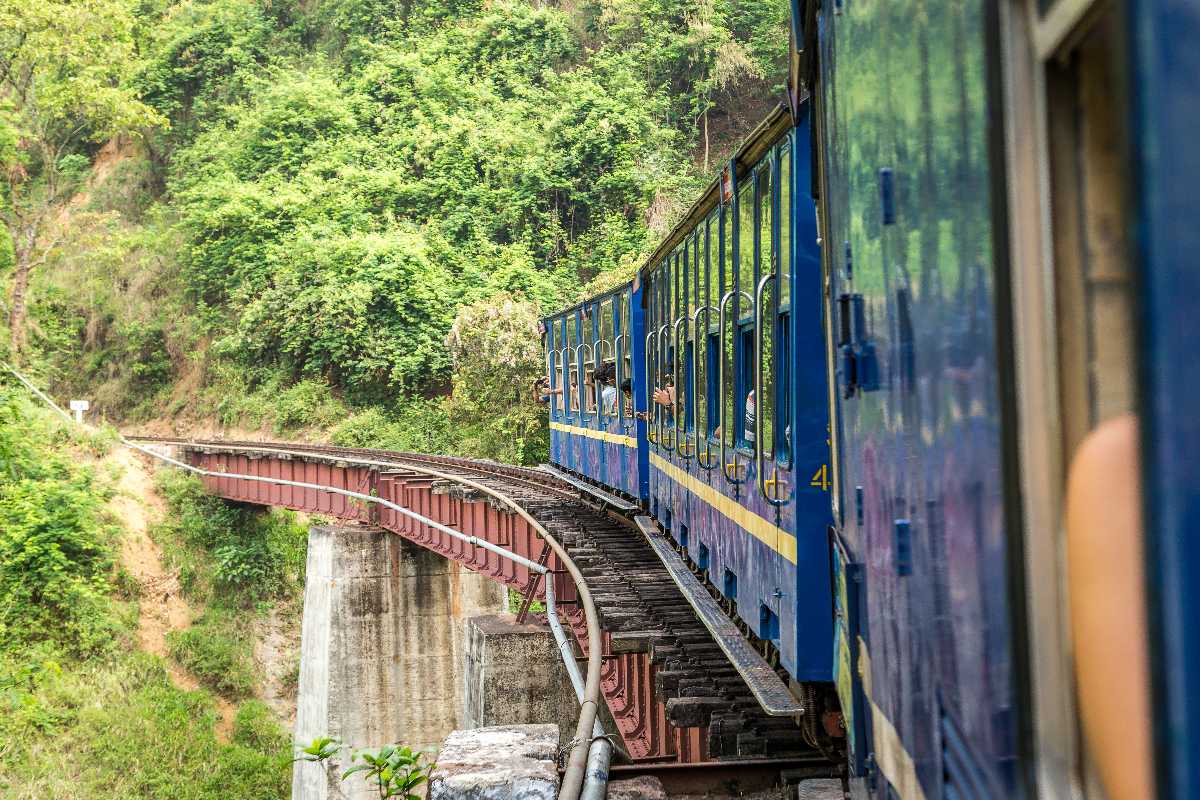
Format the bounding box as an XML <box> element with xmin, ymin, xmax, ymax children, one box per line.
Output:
<box><xmin>2</xmin><ymin>0</ymin><xmax>788</xmax><ymax>464</ymax></box>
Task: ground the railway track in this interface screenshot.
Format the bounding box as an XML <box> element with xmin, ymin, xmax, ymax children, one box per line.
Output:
<box><xmin>129</xmin><ymin>436</ymin><xmax>840</xmax><ymax>780</ymax></box>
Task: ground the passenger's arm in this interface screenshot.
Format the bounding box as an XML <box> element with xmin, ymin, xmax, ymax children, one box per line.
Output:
<box><xmin>1065</xmin><ymin>414</ymin><xmax>1153</xmax><ymax>800</ymax></box>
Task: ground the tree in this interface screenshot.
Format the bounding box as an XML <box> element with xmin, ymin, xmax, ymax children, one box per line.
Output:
<box><xmin>0</xmin><ymin>0</ymin><xmax>164</xmax><ymax>358</ymax></box>
<box><xmin>445</xmin><ymin>292</ymin><xmax>549</xmax><ymax>465</ymax></box>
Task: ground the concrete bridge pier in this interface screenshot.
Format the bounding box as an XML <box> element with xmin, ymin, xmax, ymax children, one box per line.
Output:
<box><xmin>291</xmin><ymin>524</ymin><xmax>505</xmax><ymax>800</ymax></box>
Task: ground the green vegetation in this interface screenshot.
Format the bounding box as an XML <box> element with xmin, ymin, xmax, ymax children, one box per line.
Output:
<box><xmin>0</xmin><ymin>390</ymin><xmax>124</xmax><ymax>658</ymax></box>
<box><xmin>0</xmin><ymin>390</ymin><xmax>293</xmax><ymax>798</ymax></box>
<box><xmin>153</xmin><ymin>468</ymin><xmax>307</xmax><ymax>604</ymax></box>
<box><xmin>151</xmin><ymin>467</ymin><xmax>307</xmax><ymax>702</ymax></box>
<box><xmin>168</xmin><ymin>607</ymin><xmax>257</xmax><ymax>699</ymax></box>
<box><xmin>1</xmin><ymin>0</ymin><xmax>787</xmax><ymax>465</ymax></box>
<box><xmin>0</xmin><ymin>652</ymin><xmax>290</xmax><ymax>799</ymax></box>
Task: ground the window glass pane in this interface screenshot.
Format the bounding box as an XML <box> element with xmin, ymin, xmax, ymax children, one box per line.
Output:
<box><xmin>759</xmin><ymin>165</ymin><xmax>772</xmax><ymax>278</ymax></box>
<box><xmin>622</xmin><ymin>290</ymin><xmax>632</xmax><ymax>404</ymax></box>
<box><xmin>648</xmin><ymin>274</ymin><xmax>659</xmax><ymax>436</ymax></box>
<box><xmin>680</xmin><ymin>243</ymin><xmax>689</xmax><ymax>324</ymax></box>
<box><xmin>722</xmin><ymin>204</ymin><xmax>735</xmax><ymax>447</ymax></box>
<box><xmin>780</xmin><ymin>144</ymin><xmax>792</xmax><ymax>309</ymax></box>
<box><xmin>700</xmin><ymin>215</ymin><xmax>710</xmax><ymax>316</ymax></box>
<box><xmin>738</xmin><ymin>181</ymin><xmax>755</xmax><ymax>320</ymax></box>
<box><xmin>777</xmin><ymin>312</ymin><xmax>791</xmax><ymax>464</ymax></box>
<box><xmin>761</xmin><ymin>279</ymin><xmax>775</xmax><ymax>458</ymax></box>
<box><xmin>759</xmin><ymin>163</ymin><xmax>774</xmax><ymax>456</ymax></box>
<box><xmin>601</xmin><ymin>298</ymin><xmax>614</xmax><ymax>349</ymax></box>
<box><xmin>696</xmin><ymin>310</ymin><xmax>706</xmax><ymax>438</ymax></box>
<box><xmin>567</xmin><ymin>314</ymin><xmax>578</xmax><ymax>413</ymax></box>
<box><xmin>583</xmin><ymin>306</ymin><xmax>596</xmax><ymax>414</ymax></box>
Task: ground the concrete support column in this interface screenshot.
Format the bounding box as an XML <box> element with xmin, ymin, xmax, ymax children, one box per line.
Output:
<box><xmin>292</xmin><ymin>525</ymin><xmax>504</xmax><ymax>800</ymax></box>
<box><xmin>461</xmin><ymin>614</ymin><xmax>576</xmax><ymax>736</ymax></box>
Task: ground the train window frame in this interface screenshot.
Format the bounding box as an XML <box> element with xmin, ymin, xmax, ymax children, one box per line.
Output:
<box><xmin>697</xmin><ymin>215</ymin><xmax>714</xmax><ymax>439</ymax></box>
<box><xmin>1000</xmin><ymin>5</ymin><xmax>1137</xmax><ymax>793</ymax></box>
<box><xmin>565</xmin><ymin>311</ymin><xmax>578</xmax><ymax>416</ymax></box>
<box><xmin>721</xmin><ymin>195</ymin><xmax>736</xmax><ymax>449</ymax></box>
<box><xmin>599</xmin><ymin>295</ymin><xmax>615</xmax><ymax>420</ymax></box>
<box><xmin>758</xmin><ymin>159</ymin><xmax>776</xmax><ymax>461</ymax></box>
<box><xmin>700</xmin><ymin>211</ymin><xmax>710</xmax><ymax>443</ymax></box>
<box><xmin>734</xmin><ymin>176</ymin><xmax>756</xmax><ymax>453</ymax></box>
<box><xmin>546</xmin><ymin>321</ymin><xmax>559</xmax><ymax>419</ymax></box>
<box><xmin>648</xmin><ymin>268</ymin><xmax>660</xmax><ymax>446</ymax></box>
<box><xmin>622</xmin><ymin>288</ymin><xmax>633</xmax><ymax>424</ymax></box>
<box><xmin>581</xmin><ymin>305</ymin><xmax>596</xmax><ymax>420</ymax></box>
<box><xmin>776</xmin><ymin>139</ymin><xmax>793</xmax><ymax>469</ymax></box>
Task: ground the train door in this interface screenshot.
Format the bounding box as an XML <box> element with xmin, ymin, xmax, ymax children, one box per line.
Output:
<box><xmin>815</xmin><ymin>0</ymin><xmax>1022</xmax><ymax>796</ymax></box>
<box><xmin>630</xmin><ymin>279</ymin><xmax>651</xmax><ymax>505</ymax></box>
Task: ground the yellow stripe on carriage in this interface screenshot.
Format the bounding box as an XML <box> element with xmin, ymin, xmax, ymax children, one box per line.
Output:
<box><xmin>549</xmin><ymin>421</ymin><xmax>637</xmax><ymax>449</ymax></box>
<box><xmin>649</xmin><ymin>452</ymin><xmax>798</xmax><ymax>565</ymax></box>
<box><xmin>858</xmin><ymin>638</ymin><xmax>929</xmax><ymax>800</ymax></box>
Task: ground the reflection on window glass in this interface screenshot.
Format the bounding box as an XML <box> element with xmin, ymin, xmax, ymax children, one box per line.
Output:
<box><xmin>780</xmin><ymin>144</ymin><xmax>792</xmax><ymax>309</ymax></box>
<box><xmin>759</xmin><ymin>165</ymin><xmax>772</xmax><ymax>279</ymax></box>
<box><xmin>738</xmin><ymin>182</ymin><xmax>755</xmax><ymax>320</ymax></box>
<box><xmin>700</xmin><ymin>215</ymin><xmax>710</xmax><ymax>311</ymax></box>
<box><xmin>722</xmin><ymin>204</ymin><xmax>736</xmax><ymax>447</ymax></box>
<box><xmin>567</xmin><ymin>316</ymin><xmax>578</xmax><ymax>413</ymax></box>
<box><xmin>762</xmin><ymin>277</ymin><xmax>775</xmax><ymax>459</ymax></box>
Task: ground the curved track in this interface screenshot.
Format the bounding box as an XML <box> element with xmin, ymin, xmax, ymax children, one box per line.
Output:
<box><xmin>130</xmin><ymin>436</ymin><xmax>841</xmax><ymax>785</ymax></box>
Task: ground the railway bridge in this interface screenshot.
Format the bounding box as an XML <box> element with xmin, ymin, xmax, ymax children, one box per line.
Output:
<box><xmin>130</xmin><ymin>437</ymin><xmax>839</xmax><ymax>790</ymax></box>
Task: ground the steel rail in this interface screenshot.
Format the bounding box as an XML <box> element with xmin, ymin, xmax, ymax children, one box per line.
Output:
<box><xmin>3</xmin><ymin>363</ymin><xmax>607</xmax><ymax>800</ymax></box>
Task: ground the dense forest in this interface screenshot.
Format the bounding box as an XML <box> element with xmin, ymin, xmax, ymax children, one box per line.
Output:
<box><xmin>0</xmin><ymin>0</ymin><xmax>789</xmax><ymax>464</ymax></box>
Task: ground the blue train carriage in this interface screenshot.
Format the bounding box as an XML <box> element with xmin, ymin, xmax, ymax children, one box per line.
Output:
<box><xmin>542</xmin><ymin>284</ymin><xmax>648</xmax><ymax>503</ymax></box>
<box><xmin>804</xmin><ymin>0</ymin><xmax>1185</xmax><ymax>795</ymax></box>
<box><xmin>639</xmin><ymin>102</ymin><xmax>836</xmax><ymax>699</ymax></box>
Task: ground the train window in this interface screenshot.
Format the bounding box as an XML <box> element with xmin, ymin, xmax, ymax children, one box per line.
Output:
<box><xmin>666</xmin><ymin>255</ymin><xmax>676</xmax><ymax>431</ymax></box>
<box><xmin>582</xmin><ymin>306</ymin><xmax>596</xmax><ymax>416</ymax></box>
<box><xmin>706</xmin><ymin>342</ymin><xmax>719</xmax><ymax>439</ymax></box>
<box><xmin>546</xmin><ymin>324</ymin><xmax>558</xmax><ymax>417</ymax></box>
<box><xmin>696</xmin><ymin>223</ymin><xmax>711</xmax><ymax>439</ymax></box>
<box><xmin>759</xmin><ymin>163</ymin><xmax>775</xmax><ymax>459</ymax></box>
<box><xmin>738</xmin><ymin>327</ymin><xmax>754</xmax><ymax>448</ymax></box>
<box><xmin>705</xmin><ymin>213</ymin><xmax>718</xmax><ymax>312</ymax></box>
<box><xmin>567</xmin><ymin>314</ymin><xmax>578</xmax><ymax>414</ymax></box>
<box><xmin>600</xmin><ymin>298</ymin><xmax>614</xmax><ymax>418</ymax></box>
<box><xmin>738</xmin><ymin>182</ymin><xmax>755</xmax><ymax>322</ymax></box>
<box><xmin>621</xmin><ymin>289</ymin><xmax>632</xmax><ymax>418</ymax></box>
<box><xmin>735</xmin><ymin>180</ymin><xmax>755</xmax><ymax>450</ymax></box>
<box><xmin>721</xmin><ymin>201</ymin><xmax>736</xmax><ymax>448</ymax></box>
<box><xmin>779</xmin><ymin>143</ymin><xmax>792</xmax><ymax>311</ymax></box>
<box><xmin>776</xmin><ymin>316</ymin><xmax>791</xmax><ymax>463</ymax></box>
<box><xmin>678</xmin><ymin>243</ymin><xmax>689</xmax><ymax>433</ymax></box>
<box><xmin>648</xmin><ymin>271</ymin><xmax>659</xmax><ymax>442</ymax></box>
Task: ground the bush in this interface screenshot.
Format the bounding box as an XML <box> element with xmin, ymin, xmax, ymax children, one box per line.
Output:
<box><xmin>443</xmin><ymin>293</ymin><xmax>549</xmax><ymax>465</ymax></box>
<box><xmin>153</xmin><ymin>470</ymin><xmax>307</xmax><ymax>601</ymax></box>
<box><xmin>0</xmin><ymin>390</ymin><xmax>124</xmax><ymax>657</ymax></box>
<box><xmin>329</xmin><ymin>399</ymin><xmax>456</xmax><ymax>454</ymax></box>
<box><xmin>167</xmin><ymin>608</ymin><xmax>255</xmax><ymax>699</ymax></box>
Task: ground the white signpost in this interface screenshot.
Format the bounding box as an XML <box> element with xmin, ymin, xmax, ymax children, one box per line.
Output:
<box><xmin>69</xmin><ymin>399</ymin><xmax>90</xmax><ymax>424</ymax></box>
